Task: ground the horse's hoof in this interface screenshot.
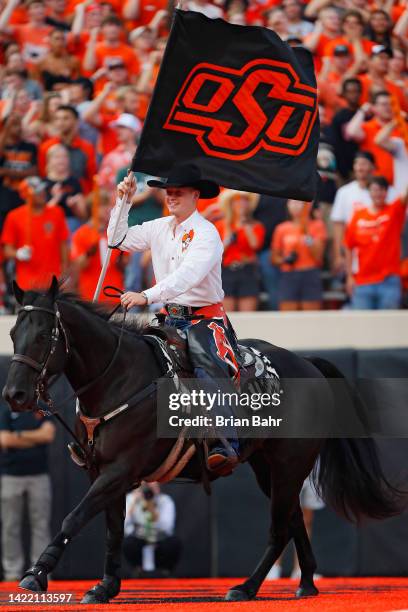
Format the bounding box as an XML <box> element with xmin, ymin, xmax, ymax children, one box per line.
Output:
<box><xmin>19</xmin><ymin>575</ymin><xmax>45</xmax><ymax>593</ymax></box>
<box><xmin>81</xmin><ymin>586</ymin><xmax>110</xmax><ymax>604</ymax></box>
<box><xmin>296</xmin><ymin>584</ymin><xmax>319</xmax><ymax>598</ymax></box>
<box><xmin>225</xmin><ymin>588</ymin><xmax>252</xmax><ymax>602</ymax></box>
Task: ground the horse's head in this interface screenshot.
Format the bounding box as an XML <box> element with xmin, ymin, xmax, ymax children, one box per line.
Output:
<box><xmin>2</xmin><ymin>276</ymin><xmax>69</xmax><ymax>412</ymax></box>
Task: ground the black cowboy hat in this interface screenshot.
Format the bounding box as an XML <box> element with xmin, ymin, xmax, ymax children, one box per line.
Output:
<box><xmin>147</xmin><ymin>163</ymin><xmax>220</xmax><ymax>199</ymax></box>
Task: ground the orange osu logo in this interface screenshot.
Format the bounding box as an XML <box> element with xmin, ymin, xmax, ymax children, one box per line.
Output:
<box><xmin>182</xmin><ymin>229</ymin><xmax>194</xmax><ymax>252</ymax></box>
<box><xmin>208</xmin><ymin>321</ymin><xmax>239</xmax><ymax>376</ymax></box>
<box><xmin>164</xmin><ymin>59</ymin><xmax>318</xmax><ymax>161</ymax></box>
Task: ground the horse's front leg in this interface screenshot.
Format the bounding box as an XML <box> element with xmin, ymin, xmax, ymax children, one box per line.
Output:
<box><xmin>81</xmin><ymin>494</ymin><xmax>126</xmax><ymax>604</ymax></box>
<box><xmin>19</xmin><ymin>465</ymin><xmax>132</xmax><ymax>593</ymax></box>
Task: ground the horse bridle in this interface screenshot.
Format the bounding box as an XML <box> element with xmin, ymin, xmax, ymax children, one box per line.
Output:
<box><xmin>9</xmin><ymin>297</ymin><xmax>146</xmax><ymax>467</ymax></box>
<box><xmin>11</xmin><ymin>303</ymin><xmax>70</xmax><ymax>401</ymax></box>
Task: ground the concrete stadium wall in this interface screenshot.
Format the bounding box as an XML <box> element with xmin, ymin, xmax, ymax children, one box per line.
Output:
<box><xmin>1</xmin><ymin>310</ymin><xmax>408</xmax><ymax>353</ymax></box>
<box><xmin>0</xmin><ymin>311</ymin><xmax>407</xmax><ymax>579</ymax></box>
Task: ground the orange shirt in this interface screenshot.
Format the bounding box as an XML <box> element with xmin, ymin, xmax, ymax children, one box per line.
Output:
<box><xmin>71</xmin><ymin>224</ymin><xmax>125</xmax><ymax>303</ymax></box>
<box><xmin>94</xmin><ymin>43</ymin><xmax>140</xmax><ymax>76</ymax></box>
<box><xmin>391</xmin><ymin>4</ymin><xmax>405</xmax><ymax>23</ymax></box>
<box><xmin>67</xmin><ymin>31</ymin><xmax>104</xmax><ymax>63</ymax></box>
<box><xmin>323</xmin><ymin>37</ymin><xmax>375</xmax><ymax>59</ymax></box>
<box><xmin>317</xmin><ymin>71</ymin><xmax>346</xmax><ymax>121</ymax></box>
<box><xmin>9</xmin><ymin>5</ymin><xmax>28</xmax><ymax>24</ymax></box>
<box><xmin>246</xmin><ymin>0</ymin><xmax>280</xmax><ymax>25</ymax></box>
<box><xmin>344</xmin><ymin>199</ymin><xmax>406</xmax><ymax>285</ymax></box>
<box><xmin>11</xmin><ymin>24</ymin><xmax>53</xmax><ymax>68</ymax></box>
<box><xmin>97</xmin><ymin>110</ymin><xmax>120</xmax><ymax>157</ymax></box>
<box><xmin>272</xmin><ymin>220</ymin><xmax>327</xmax><ymax>272</ymax></box>
<box><xmin>360</xmin><ymin>118</ymin><xmax>400</xmax><ymax>184</ymax></box>
<box><xmin>358</xmin><ymin>74</ymin><xmax>407</xmax><ymax>111</ymax></box>
<box><xmin>1</xmin><ymin>204</ymin><xmax>69</xmax><ymax>290</ymax></box>
<box><xmin>133</xmin><ymin>63</ymin><xmax>160</xmax><ymax>121</ymax></box>
<box><xmin>196</xmin><ymin>188</ymin><xmax>225</xmax><ymax>221</ymax></box>
<box><xmin>304</xmin><ymin>32</ymin><xmax>336</xmax><ymax>74</ymax></box>
<box><xmin>216</xmin><ymin>221</ymin><xmax>265</xmax><ymax>267</ymax></box>
<box><xmin>38</xmin><ymin>136</ymin><xmax>97</xmax><ymax>194</ymax></box>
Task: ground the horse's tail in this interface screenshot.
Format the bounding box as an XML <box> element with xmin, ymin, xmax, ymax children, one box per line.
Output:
<box><xmin>307</xmin><ymin>356</ymin><xmax>405</xmax><ymax>522</ymax></box>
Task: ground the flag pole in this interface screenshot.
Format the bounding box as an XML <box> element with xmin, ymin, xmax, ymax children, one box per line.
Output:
<box><xmin>92</xmin><ymin>170</ymin><xmax>135</xmax><ymax>302</ymax></box>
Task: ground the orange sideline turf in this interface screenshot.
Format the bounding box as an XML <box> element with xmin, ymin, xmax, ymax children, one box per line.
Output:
<box><xmin>1</xmin><ymin>577</ymin><xmax>408</xmax><ymax>611</ymax></box>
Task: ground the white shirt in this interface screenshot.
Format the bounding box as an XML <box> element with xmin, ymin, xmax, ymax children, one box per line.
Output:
<box><xmin>107</xmin><ymin>202</ymin><xmax>224</xmax><ymax>306</ymax></box>
<box><xmin>186</xmin><ymin>1</ymin><xmax>223</xmax><ymax>19</ymax></box>
<box><xmin>287</xmin><ymin>20</ymin><xmax>314</xmax><ymax>38</ymax></box>
<box><xmin>331</xmin><ymin>180</ymin><xmax>398</xmax><ymax>224</ymax></box>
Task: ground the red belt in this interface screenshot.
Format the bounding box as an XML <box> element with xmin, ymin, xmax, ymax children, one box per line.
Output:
<box><xmin>194</xmin><ymin>302</ymin><xmax>226</xmax><ymax>321</ymax></box>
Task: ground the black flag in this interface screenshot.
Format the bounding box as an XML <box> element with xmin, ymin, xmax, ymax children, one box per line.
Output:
<box><xmin>132</xmin><ymin>10</ymin><xmax>320</xmax><ymax>200</ymax></box>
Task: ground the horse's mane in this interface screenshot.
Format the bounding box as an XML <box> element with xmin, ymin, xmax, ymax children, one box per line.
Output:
<box><xmin>58</xmin><ymin>291</ymin><xmax>112</xmax><ymax>320</ymax></box>
<box><xmin>25</xmin><ymin>288</ymin><xmax>151</xmax><ymax>336</ymax></box>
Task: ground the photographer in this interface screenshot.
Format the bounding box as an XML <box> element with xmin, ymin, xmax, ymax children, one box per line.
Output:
<box><xmin>123</xmin><ymin>483</ymin><xmax>181</xmax><ymax>577</ymax></box>
<box><xmin>215</xmin><ymin>189</ymin><xmax>265</xmax><ymax>312</ymax></box>
<box><xmin>271</xmin><ymin>200</ymin><xmax>327</xmax><ymax>311</ymax></box>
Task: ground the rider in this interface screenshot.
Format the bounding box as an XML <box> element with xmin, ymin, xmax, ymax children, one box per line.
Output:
<box><xmin>108</xmin><ymin>164</ymin><xmax>240</xmax><ymax>474</ymax></box>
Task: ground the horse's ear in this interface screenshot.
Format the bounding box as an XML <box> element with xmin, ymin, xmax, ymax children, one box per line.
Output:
<box><xmin>13</xmin><ymin>280</ymin><xmax>24</xmax><ymax>305</ymax></box>
<box><xmin>47</xmin><ymin>276</ymin><xmax>59</xmax><ymax>300</ymax></box>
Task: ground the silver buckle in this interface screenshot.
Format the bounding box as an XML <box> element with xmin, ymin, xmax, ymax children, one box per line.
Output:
<box><xmin>168</xmin><ymin>304</ymin><xmax>186</xmax><ymax>318</ymax></box>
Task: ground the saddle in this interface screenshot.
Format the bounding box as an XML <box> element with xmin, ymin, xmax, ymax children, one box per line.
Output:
<box><xmin>142</xmin><ymin>324</ymin><xmax>192</xmax><ymax>374</ymax></box>
<box><xmin>143</xmin><ymin>323</ymin><xmax>277</xmax><ymax>379</ymax></box>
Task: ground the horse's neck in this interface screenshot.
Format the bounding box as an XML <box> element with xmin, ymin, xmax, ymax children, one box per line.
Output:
<box><xmin>59</xmin><ymin>302</ymin><xmax>132</xmax><ymax>414</ymax></box>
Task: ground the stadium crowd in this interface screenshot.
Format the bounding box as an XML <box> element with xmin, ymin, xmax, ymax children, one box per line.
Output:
<box><xmin>0</xmin><ymin>0</ymin><xmax>407</xmax><ymax>312</ymax></box>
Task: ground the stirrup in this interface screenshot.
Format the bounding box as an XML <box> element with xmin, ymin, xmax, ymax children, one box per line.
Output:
<box><xmin>68</xmin><ymin>442</ymin><xmax>87</xmax><ymax>468</ymax></box>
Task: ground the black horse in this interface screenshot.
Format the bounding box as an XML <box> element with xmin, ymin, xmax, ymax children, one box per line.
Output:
<box><xmin>2</xmin><ymin>277</ymin><xmax>402</xmax><ymax>604</ymax></box>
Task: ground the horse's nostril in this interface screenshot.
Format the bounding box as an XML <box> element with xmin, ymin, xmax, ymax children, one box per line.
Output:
<box><xmin>13</xmin><ymin>391</ymin><xmax>28</xmax><ymax>404</ymax></box>
<box><xmin>4</xmin><ymin>387</ymin><xmax>27</xmax><ymax>405</ymax></box>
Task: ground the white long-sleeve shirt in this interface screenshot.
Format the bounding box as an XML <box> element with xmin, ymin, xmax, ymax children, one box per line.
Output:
<box><xmin>107</xmin><ymin>201</ymin><xmax>224</xmax><ymax>306</ymax></box>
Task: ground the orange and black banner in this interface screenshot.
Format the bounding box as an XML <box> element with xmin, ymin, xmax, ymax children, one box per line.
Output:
<box><xmin>132</xmin><ymin>10</ymin><xmax>320</xmax><ymax>200</ymax></box>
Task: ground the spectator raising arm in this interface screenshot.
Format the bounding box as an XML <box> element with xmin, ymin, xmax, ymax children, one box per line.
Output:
<box><xmin>123</xmin><ymin>0</ymin><xmax>140</xmax><ymax>21</ymax></box>
<box><xmin>303</xmin><ymin>19</ymin><xmax>323</xmax><ymax>53</ymax></box>
<box><xmin>71</xmin><ymin>0</ymin><xmax>91</xmax><ymax>37</ymax></box>
<box><xmin>0</xmin><ymin>0</ymin><xmax>19</xmax><ymax>32</ymax></box>
<box><xmin>136</xmin><ymin>50</ymin><xmax>161</xmax><ymax>95</ymax></box>
<box><xmin>304</xmin><ymin>0</ymin><xmax>331</xmax><ymax>19</ymax></box>
<box><xmin>344</xmin><ymin>103</ymin><xmax>373</xmax><ymax>141</ymax></box>
<box><xmin>394</xmin><ymin>8</ymin><xmax>408</xmax><ymax>50</ymax></box>
<box><xmin>83</xmin><ymin>27</ymin><xmax>99</xmax><ymax>73</ymax></box>
<box><xmin>146</xmin><ymin>9</ymin><xmax>168</xmax><ymax>36</ymax></box>
<box><xmin>374</xmin><ymin>118</ymin><xmax>401</xmax><ymax>153</ymax></box>
<box><xmin>82</xmin><ymin>81</ymin><xmax>115</xmax><ymax>128</ymax></box>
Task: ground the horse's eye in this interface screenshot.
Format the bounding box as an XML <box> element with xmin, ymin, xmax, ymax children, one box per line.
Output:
<box><xmin>34</xmin><ymin>332</ymin><xmax>49</xmax><ymax>344</ymax></box>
